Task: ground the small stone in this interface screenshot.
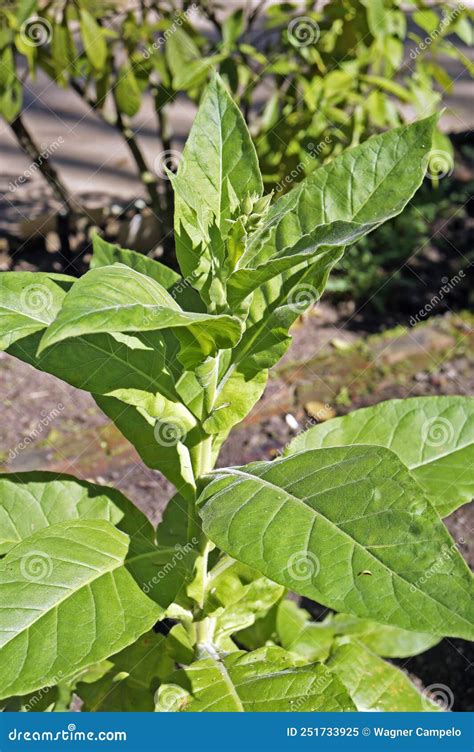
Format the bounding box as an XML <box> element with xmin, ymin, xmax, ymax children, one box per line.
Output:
<box><xmin>304</xmin><ymin>401</ymin><xmax>336</xmax><ymax>422</ymax></box>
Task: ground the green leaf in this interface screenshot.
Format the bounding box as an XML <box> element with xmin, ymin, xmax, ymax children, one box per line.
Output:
<box><xmin>0</xmin><ymin>520</ymin><xmax>161</xmax><ymax>699</ymax></box>
<box><xmin>276</xmin><ymin>600</ymin><xmax>334</xmax><ymax>663</ymax></box>
<box><xmin>227</xmin><ymin>220</ymin><xmax>377</xmax><ymax>308</ymax></box>
<box><xmin>79</xmin><ymin>9</ymin><xmax>107</xmax><ymax>72</ymax></box>
<box><xmin>0</xmin><ymin>271</ymin><xmax>71</xmax><ymax>349</ymax></box>
<box><xmin>198</xmin><ymin>446</ymin><xmax>474</xmax><ymax>639</ymax></box>
<box><xmin>0</xmin><ymin>472</ymin><xmax>144</xmax><ymax>555</ymax></box>
<box><xmin>38</xmin><ymin>265</ymin><xmax>242</xmax><ymax>358</ymax></box>
<box><xmin>327</xmin><ymin>642</ymin><xmax>440</xmax><ymax>711</ymax></box>
<box><xmin>90</xmin><ymin>235</ymin><xmax>181</xmax><ymax>290</ymax></box>
<box><xmin>242</xmin><ymin>115</ymin><xmax>437</xmax><ymax>268</ymax></box>
<box><xmin>78</xmin><ymin>631</ymin><xmax>171</xmax><ymax>711</ymax></box>
<box><xmin>115</xmin><ymin>63</ymin><xmax>141</xmax><ymax>117</ymax></box>
<box><xmin>173</xmin><ymin>73</ymin><xmax>263</xmax><ymax>284</ymax></box>
<box><xmin>165</xmin><ymin>28</ymin><xmax>218</xmax><ymax>91</ymax></box>
<box><xmin>329</xmin><ymin>613</ymin><xmax>440</xmax><ymax>658</ymax></box>
<box><xmin>156</xmin><ymin>647</ymin><xmax>355</xmax><ymax>711</ymax></box>
<box><xmin>286</xmin><ymin>396</ymin><xmax>474</xmax><ymax>517</ymax></box>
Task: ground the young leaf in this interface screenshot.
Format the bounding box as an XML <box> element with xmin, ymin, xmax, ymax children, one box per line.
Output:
<box><xmin>156</xmin><ymin>647</ymin><xmax>355</xmax><ymax>712</ymax></box>
<box><xmin>198</xmin><ymin>446</ymin><xmax>474</xmax><ymax>640</ymax></box>
<box><xmin>276</xmin><ymin>600</ymin><xmax>335</xmax><ymax>663</ymax></box>
<box><xmin>327</xmin><ymin>642</ymin><xmax>440</xmax><ymax>712</ymax></box>
<box><xmin>78</xmin><ymin>631</ymin><xmax>171</xmax><ymax>712</ymax></box>
<box><xmin>90</xmin><ymin>234</ymin><xmax>181</xmax><ymax>291</ymax></box>
<box><xmin>173</xmin><ymin>73</ymin><xmax>263</xmax><ymax>283</ymax></box>
<box><xmin>286</xmin><ymin>396</ymin><xmax>474</xmax><ymax>517</ymax></box>
<box><xmin>0</xmin><ymin>520</ymin><xmax>160</xmax><ymax>700</ymax></box>
<box><xmin>242</xmin><ymin>114</ymin><xmax>437</xmax><ymax>268</ymax></box>
<box><xmin>329</xmin><ymin>613</ymin><xmax>440</xmax><ymax>658</ymax></box>
<box><xmin>227</xmin><ymin>220</ymin><xmax>377</xmax><ymax>308</ymax></box>
<box><xmin>79</xmin><ymin>9</ymin><xmax>107</xmax><ymax>72</ymax></box>
<box><xmin>37</xmin><ymin>265</ymin><xmax>242</xmax><ymax>357</ymax></box>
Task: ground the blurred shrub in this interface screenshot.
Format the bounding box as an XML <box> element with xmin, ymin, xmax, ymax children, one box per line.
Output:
<box><xmin>0</xmin><ymin>0</ymin><xmax>472</xmax><ymax>260</ymax></box>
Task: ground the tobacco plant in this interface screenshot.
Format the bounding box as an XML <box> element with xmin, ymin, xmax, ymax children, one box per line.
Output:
<box><xmin>0</xmin><ymin>75</ymin><xmax>473</xmax><ymax>712</ymax></box>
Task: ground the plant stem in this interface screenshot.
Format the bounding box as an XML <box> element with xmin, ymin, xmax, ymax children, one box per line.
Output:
<box><xmin>9</xmin><ymin>114</ymin><xmax>74</xmax><ymax>257</ymax></box>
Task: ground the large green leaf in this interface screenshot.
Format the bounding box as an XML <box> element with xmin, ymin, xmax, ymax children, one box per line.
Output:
<box><xmin>0</xmin><ymin>472</ymin><xmax>145</xmax><ymax>555</ymax></box>
<box><xmin>0</xmin><ymin>520</ymin><xmax>161</xmax><ymax>699</ymax></box>
<box><xmin>242</xmin><ymin>115</ymin><xmax>437</xmax><ymax>268</ymax></box>
<box><xmin>38</xmin><ymin>265</ymin><xmax>242</xmax><ymax>357</ymax></box>
<box><xmin>327</xmin><ymin>642</ymin><xmax>440</xmax><ymax>711</ymax></box>
<box><xmin>0</xmin><ymin>471</ymin><xmax>194</xmax><ymax>614</ymax></box>
<box><xmin>155</xmin><ymin>646</ymin><xmax>355</xmax><ymax>712</ymax></box>
<box><xmin>286</xmin><ymin>396</ymin><xmax>474</xmax><ymax>517</ymax></box>
<box><xmin>172</xmin><ymin>73</ymin><xmax>263</xmax><ymax>284</ymax></box>
<box><xmin>198</xmin><ymin>446</ymin><xmax>474</xmax><ymax>639</ymax></box>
